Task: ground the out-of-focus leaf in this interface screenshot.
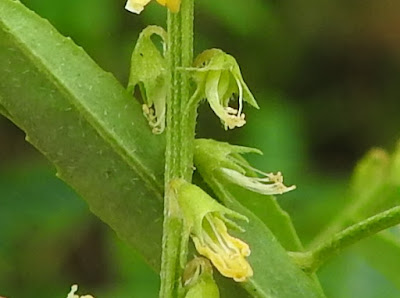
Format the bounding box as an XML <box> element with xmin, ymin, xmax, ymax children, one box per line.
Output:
<box><xmin>0</xmin><ymin>0</ymin><xmax>165</xmax><ymax>269</ymax></box>
<box><xmin>309</xmin><ymin>142</ymin><xmax>400</xmax><ymax>290</ymax></box>
<box><xmin>318</xmin><ymin>251</ymin><xmax>400</xmax><ymax>298</ymax></box>
<box><xmin>356</xmin><ymin>232</ymin><xmax>400</xmax><ymax>290</ymax></box>
<box><xmin>197</xmin><ymin>0</ymin><xmax>276</xmax><ymax>37</ymax></box>
<box><xmin>311</xmin><ymin>144</ymin><xmax>400</xmax><ymax>247</ymax></box>
<box><xmin>0</xmin><ymin>166</ymin><xmax>90</xmax><ymax>298</ymax></box>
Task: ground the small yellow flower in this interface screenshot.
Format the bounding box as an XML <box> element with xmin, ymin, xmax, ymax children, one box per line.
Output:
<box><xmin>125</xmin><ymin>0</ymin><xmax>181</xmax><ymax>14</ymax></box>
<box><xmin>192</xmin><ymin>214</ymin><xmax>253</xmax><ymax>282</ymax></box>
<box><xmin>171</xmin><ymin>179</ymin><xmax>253</xmax><ymax>282</ymax></box>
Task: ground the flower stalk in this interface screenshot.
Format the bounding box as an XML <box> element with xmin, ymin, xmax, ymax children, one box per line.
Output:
<box><xmin>290</xmin><ymin>205</ymin><xmax>400</xmax><ymax>273</ymax></box>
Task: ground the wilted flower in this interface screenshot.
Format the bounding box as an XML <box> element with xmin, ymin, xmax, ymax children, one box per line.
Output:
<box><xmin>127</xmin><ymin>26</ymin><xmax>167</xmax><ymax>134</ymax></box>
<box><xmin>125</xmin><ymin>0</ymin><xmax>181</xmax><ymax>14</ymax></box>
<box><xmin>66</xmin><ymin>285</ymin><xmax>94</xmax><ymax>298</ymax></box>
<box><xmin>188</xmin><ymin>49</ymin><xmax>259</xmax><ymax>130</ymax></box>
<box><xmin>194</xmin><ymin>139</ymin><xmax>296</xmax><ymax>195</ymax></box>
<box><xmin>170</xmin><ymin>179</ymin><xmax>253</xmax><ymax>282</ymax></box>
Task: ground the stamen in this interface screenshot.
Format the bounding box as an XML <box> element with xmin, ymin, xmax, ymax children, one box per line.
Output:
<box><xmin>221</xmin><ymin>167</ymin><xmax>296</xmax><ymax>195</ymax></box>
<box><xmin>235</xmin><ymin>76</ymin><xmax>244</xmax><ymax>116</ymax></box>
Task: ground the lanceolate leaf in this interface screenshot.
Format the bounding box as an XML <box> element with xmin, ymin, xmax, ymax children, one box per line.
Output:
<box><xmin>0</xmin><ymin>0</ymin><xmax>166</xmax><ymax>269</ymax></box>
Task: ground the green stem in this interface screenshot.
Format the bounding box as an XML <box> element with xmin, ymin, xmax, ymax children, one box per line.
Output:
<box><xmin>291</xmin><ymin>205</ymin><xmax>400</xmax><ymax>273</ymax></box>
<box><xmin>160</xmin><ymin>1</ymin><xmax>195</xmax><ymax>297</ymax></box>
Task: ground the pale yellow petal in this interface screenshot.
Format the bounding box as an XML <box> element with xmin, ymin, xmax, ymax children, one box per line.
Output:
<box><xmin>125</xmin><ymin>0</ymin><xmax>152</xmax><ymax>14</ymax></box>
<box><xmin>192</xmin><ymin>216</ymin><xmax>253</xmax><ymax>282</ymax></box>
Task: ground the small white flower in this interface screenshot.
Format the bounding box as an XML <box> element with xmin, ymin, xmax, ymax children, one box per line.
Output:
<box><xmin>194</xmin><ymin>139</ymin><xmax>296</xmax><ymax>196</ymax></box>
<box><xmin>221</xmin><ymin>168</ymin><xmax>296</xmax><ymax>195</ymax></box>
<box><xmin>67</xmin><ymin>284</ymin><xmax>94</xmax><ymax>298</ymax></box>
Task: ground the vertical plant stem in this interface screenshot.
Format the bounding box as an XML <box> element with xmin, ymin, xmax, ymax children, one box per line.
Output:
<box><xmin>160</xmin><ymin>1</ymin><xmax>195</xmax><ymax>297</ymax></box>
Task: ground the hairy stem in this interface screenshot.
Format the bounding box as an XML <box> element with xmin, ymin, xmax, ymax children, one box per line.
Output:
<box><xmin>160</xmin><ymin>1</ymin><xmax>195</xmax><ymax>297</ymax></box>
<box><xmin>291</xmin><ymin>205</ymin><xmax>400</xmax><ymax>273</ymax></box>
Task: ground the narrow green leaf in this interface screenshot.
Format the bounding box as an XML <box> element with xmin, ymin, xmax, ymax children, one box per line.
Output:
<box><xmin>222</xmin><ymin>184</ymin><xmax>302</xmax><ymax>251</ymax></box>
<box><xmin>0</xmin><ymin>0</ymin><xmax>166</xmax><ymax>269</ymax></box>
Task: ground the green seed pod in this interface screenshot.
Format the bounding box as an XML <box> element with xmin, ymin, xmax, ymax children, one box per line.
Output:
<box><xmin>183</xmin><ymin>257</ymin><xmax>220</xmax><ymax>298</ymax></box>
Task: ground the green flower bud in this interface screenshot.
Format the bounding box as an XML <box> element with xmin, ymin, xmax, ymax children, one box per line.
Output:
<box><xmin>188</xmin><ymin>49</ymin><xmax>259</xmax><ymax>130</ymax></box>
<box><xmin>170</xmin><ymin>179</ymin><xmax>253</xmax><ymax>282</ymax></box>
<box><xmin>183</xmin><ymin>257</ymin><xmax>220</xmax><ymax>298</ymax></box>
<box><xmin>128</xmin><ymin>26</ymin><xmax>167</xmax><ymax>134</ymax></box>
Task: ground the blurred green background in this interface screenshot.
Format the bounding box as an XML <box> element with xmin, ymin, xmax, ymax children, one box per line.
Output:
<box><xmin>1</xmin><ymin>0</ymin><xmax>400</xmax><ymax>297</ymax></box>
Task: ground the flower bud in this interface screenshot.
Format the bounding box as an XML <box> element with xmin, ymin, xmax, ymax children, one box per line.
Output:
<box><xmin>183</xmin><ymin>257</ymin><xmax>220</xmax><ymax>298</ymax></box>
